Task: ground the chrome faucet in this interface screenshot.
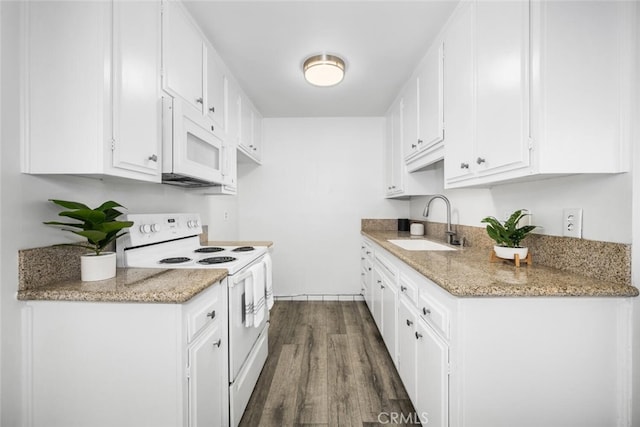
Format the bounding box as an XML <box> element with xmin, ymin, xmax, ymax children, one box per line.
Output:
<box><xmin>423</xmin><ymin>194</ymin><xmax>459</xmax><ymax>245</ymax></box>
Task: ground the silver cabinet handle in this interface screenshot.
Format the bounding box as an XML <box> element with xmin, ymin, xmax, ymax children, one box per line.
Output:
<box><xmin>148</xmin><ymin>154</ymin><xmax>158</xmax><ymax>162</ymax></box>
<box><xmin>476</xmin><ymin>157</ymin><xmax>486</xmax><ymax>164</ymax></box>
<box><xmin>380</xmin><ymin>284</ymin><xmax>385</xmax><ymax>289</ymax></box>
<box><xmin>460</xmin><ymin>162</ymin><xmax>469</xmax><ymax>169</ymax></box>
<box><xmin>377</xmin><ymin>280</ymin><xmax>382</xmax><ymax>284</ymax></box>
<box><xmin>213</xmin><ymin>339</ymin><xmax>221</xmax><ymax>348</ymax></box>
<box><xmin>196</xmin><ymin>97</ymin><xmax>203</xmax><ymax>104</ymax></box>
<box><xmin>366</xmin><ymin>251</ymin><xmax>371</xmax><ymax>255</ymax></box>
<box><xmin>418</xmin><ymin>139</ymin><xmax>423</xmax><ymax>144</ymax></box>
<box><xmin>406</xmin><ymin>319</ymin><xmax>413</xmax><ymax>327</ymax></box>
<box><xmin>361</xmin><ymin>272</ymin><xmax>365</xmax><ymax>276</ymax></box>
<box><xmin>423</xmin><ymin>307</ymin><xmax>431</xmax><ymax>316</ymax></box>
<box><xmin>361</xmin><ymin>257</ymin><xmax>365</xmax><ymax>260</ymax></box>
<box><xmin>211</xmin><ymin>125</ymin><xmax>215</xmax><ymax>132</ymax></box>
<box><xmin>206</xmin><ymin>310</ymin><xmax>216</xmax><ymax>319</ymax></box>
<box><xmin>415</xmin><ymin>332</ymin><xmax>423</xmax><ymax>339</ymax></box>
<box><xmin>209</xmin><ymin>106</ymin><xmax>215</xmax><ymax>113</ymax></box>
<box><xmin>368</xmin><ymin>267</ymin><xmax>372</xmax><ymax>271</ymax></box>
<box><xmin>411</xmin><ymin>144</ymin><xmax>417</xmax><ymax>149</ymax></box>
<box><xmin>400</xmin><ymin>285</ymin><xmax>407</xmax><ymax>292</ymax></box>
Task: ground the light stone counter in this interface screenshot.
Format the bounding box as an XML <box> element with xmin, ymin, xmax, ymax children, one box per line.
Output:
<box><xmin>363</xmin><ymin>230</ymin><xmax>639</xmax><ymax>298</ymax></box>
<box><xmin>17</xmin><ymin>268</ymin><xmax>228</xmax><ymax>303</ymax></box>
<box><xmin>17</xmin><ymin>240</ymin><xmax>273</xmax><ymax>303</ymax></box>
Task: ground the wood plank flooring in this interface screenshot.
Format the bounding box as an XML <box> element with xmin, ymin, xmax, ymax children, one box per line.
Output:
<box><xmin>239</xmin><ymin>301</ymin><xmax>416</xmax><ymax>427</ymax></box>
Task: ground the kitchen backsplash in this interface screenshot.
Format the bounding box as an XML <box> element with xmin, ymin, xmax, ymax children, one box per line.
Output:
<box><xmin>362</xmin><ymin>218</ymin><xmax>631</xmax><ymax>286</ymax></box>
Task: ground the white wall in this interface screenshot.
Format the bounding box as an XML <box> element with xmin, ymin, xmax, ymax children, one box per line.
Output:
<box><xmin>237</xmin><ymin>117</ymin><xmax>410</xmax><ymax>297</ymax></box>
<box><xmin>205</xmin><ymin>194</ymin><xmax>238</xmax><ymax>241</ymax></box>
<box><xmin>409</xmin><ymin>162</ymin><xmax>633</xmax><ymax>244</ymax></box>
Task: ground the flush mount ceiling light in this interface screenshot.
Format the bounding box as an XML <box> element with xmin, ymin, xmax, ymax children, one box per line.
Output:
<box><xmin>303</xmin><ymin>54</ymin><xmax>346</xmax><ymax>87</ymax></box>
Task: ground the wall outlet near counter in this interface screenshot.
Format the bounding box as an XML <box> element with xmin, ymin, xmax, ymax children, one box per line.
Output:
<box><xmin>563</xmin><ymin>208</ymin><xmax>583</xmax><ymax>238</ymax></box>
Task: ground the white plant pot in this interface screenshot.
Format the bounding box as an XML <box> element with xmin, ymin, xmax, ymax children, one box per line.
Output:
<box><xmin>493</xmin><ymin>245</ymin><xmax>528</xmax><ymax>260</ymax></box>
<box><xmin>81</xmin><ymin>252</ymin><xmax>116</xmax><ymax>282</ymax></box>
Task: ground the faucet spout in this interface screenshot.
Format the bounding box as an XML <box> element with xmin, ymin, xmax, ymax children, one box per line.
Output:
<box><xmin>423</xmin><ymin>194</ymin><xmax>458</xmax><ymax>244</ymax></box>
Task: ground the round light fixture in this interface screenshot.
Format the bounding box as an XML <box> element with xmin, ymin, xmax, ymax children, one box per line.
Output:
<box><xmin>303</xmin><ymin>54</ymin><xmax>345</xmax><ymax>87</ymax></box>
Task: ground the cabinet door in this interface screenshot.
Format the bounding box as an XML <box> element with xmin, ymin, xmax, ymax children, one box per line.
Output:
<box><xmin>384</xmin><ymin>113</ymin><xmax>395</xmax><ymax>195</ymax></box>
<box><xmin>163</xmin><ymin>1</ymin><xmax>204</xmax><ymax>112</ymax></box>
<box><xmin>188</xmin><ymin>321</ymin><xmax>226</xmax><ymax>427</ymax></box>
<box><xmin>381</xmin><ymin>277</ymin><xmax>398</xmax><ymax>363</ymax></box>
<box><xmin>238</xmin><ymin>96</ymin><xmax>253</xmax><ymax>152</ymax></box>
<box><xmin>402</xmin><ymin>79</ymin><xmax>419</xmax><ymax>159</ymax></box>
<box><xmin>415</xmin><ymin>319</ymin><xmax>448</xmax><ymax>427</ymax></box>
<box><xmin>23</xmin><ymin>1</ymin><xmax>108</xmax><ymax>174</ymax></box>
<box><xmin>251</xmin><ymin>107</ymin><xmax>263</xmax><ymax>161</ymax></box>
<box><xmin>111</xmin><ymin>0</ymin><xmax>161</xmax><ymax>180</ymax></box>
<box><xmin>443</xmin><ymin>2</ymin><xmax>475</xmax><ymax>183</ymax></box>
<box><xmin>206</xmin><ymin>46</ymin><xmax>227</xmax><ymax>133</ymax></box>
<box><xmin>475</xmin><ymin>0</ymin><xmax>530</xmax><ymax>175</ymax></box>
<box><xmin>390</xmin><ymin>100</ymin><xmax>404</xmax><ymax>194</ymax></box>
<box><xmin>372</xmin><ymin>268</ymin><xmax>384</xmax><ymax>332</ymax></box>
<box><xmin>418</xmin><ymin>42</ymin><xmax>444</xmax><ymax>152</ymax></box>
<box><xmin>397</xmin><ymin>297</ymin><xmax>417</xmax><ymax>403</ymax></box>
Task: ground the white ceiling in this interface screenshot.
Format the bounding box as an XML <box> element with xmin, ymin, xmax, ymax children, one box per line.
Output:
<box><xmin>183</xmin><ymin>1</ymin><xmax>460</xmax><ymax>118</ymax></box>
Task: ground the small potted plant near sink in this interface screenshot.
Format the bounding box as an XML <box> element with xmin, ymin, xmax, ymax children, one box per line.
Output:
<box><xmin>481</xmin><ymin>209</ymin><xmax>537</xmax><ymax>263</ymax></box>
<box><xmin>44</xmin><ymin>199</ymin><xmax>134</xmax><ymax>281</ymax></box>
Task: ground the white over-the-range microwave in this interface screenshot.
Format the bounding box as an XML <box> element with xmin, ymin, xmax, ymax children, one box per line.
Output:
<box><xmin>161</xmin><ymin>96</ymin><xmax>226</xmax><ymax>187</ymax></box>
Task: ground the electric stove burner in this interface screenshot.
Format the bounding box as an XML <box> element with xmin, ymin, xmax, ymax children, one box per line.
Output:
<box><xmin>198</xmin><ymin>256</ymin><xmax>237</xmax><ymax>265</ymax></box>
<box><xmin>159</xmin><ymin>257</ymin><xmax>192</xmax><ymax>264</ymax></box>
<box><xmin>194</xmin><ymin>247</ymin><xmax>225</xmax><ymax>253</ymax></box>
<box><xmin>232</xmin><ymin>246</ymin><xmax>255</xmax><ymax>252</ymax></box>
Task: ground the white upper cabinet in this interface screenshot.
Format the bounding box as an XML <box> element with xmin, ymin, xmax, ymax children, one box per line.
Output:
<box><xmin>205</xmin><ymin>47</ymin><xmax>228</xmax><ymax>133</ymax></box>
<box><xmin>238</xmin><ymin>94</ymin><xmax>262</xmax><ymax>164</ymax></box>
<box><xmin>474</xmin><ymin>0</ymin><xmax>531</xmax><ymax>177</ymax></box>
<box><xmin>22</xmin><ymin>1</ymin><xmax>162</xmax><ymax>182</ymax></box>
<box><xmin>442</xmin><ymin>2</ymin><xmax>475</xmax><ymax>183</ymax></box>
<box><xmin>443</xmin><ymin>0</ymin><xmax>633</xmax><ymax>188</ymax></box>
<box><xmin>162</xmin><ymin>0</ymin><xmax>229</xmax><ymax>139</ymax></box>
<box><xmin>529</xmin><ymin>0</ymin><xmax>633</xmax><ymax>175</ymax></box>
<box><xmin>405</xmin><ymin>41</ymin><xmax>445</xmax><ymax>172</ymax></box>
<box><xmin>162</xmin><ymin>1</ymin><xmax>204</xmax><ymax>113</ymax></box>
<box><xmin>444</xmin><ymin>0</ymin><xmax>530</xmax><ymax>187</ymax></box>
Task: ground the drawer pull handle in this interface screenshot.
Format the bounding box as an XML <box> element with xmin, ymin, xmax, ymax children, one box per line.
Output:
<box><xmin>476</xmin><ymin>157</ymin><xmax>486</xmax><ymax>165</ymax></box>
<box><xmin>148</xmin><ymin>154</ymin><xmax>158</xmax><ymax>162</ymax></box>
<box><xmin>366</xmin><ymin>251</ymin><xmax>371</xmax><ymax>255</ymax></box>
<box><xmin>213</xmin><ymin>339</ymin><xmax>222</xmax><ymax>348</ymax></box>
<box><xmin>207</xmin><ymin>310</ymin><xmax>216</xmax><ymax>319</ymax></box>
<box><xmin>406</xmin><ymin>319</ymin><xmax>413</xmax><ymax>327</ymax></box>
<box><xmin>380</xmin><ymin>284</ymin><xmax>385</xmax><ymax>289</ymax></box>
<box><xmin>196</xmin><ymin>97</ymin><xmax>203</xmax><ymax>104</ymax></box>
<box><xmin>460</xmin><ymin>162</ymin><xmax>469</xmax><ymax>169</ymax></box>
<box><xmin>423</xmin><ymin>307</ymin><xmax>431</xmax><ymax>316</ymax></box>
<box><xmin>400</xmin><ymin>285</ymin><xmax>407</xmax><ymax>292</ymax></box>
<box><xmin>377</xmin><ymin>280</ymin><xmax>382</xmax><ymax>284</ymax></box>
<box><xmin>368</xmin><ymin>267</ymin><xmax>372</xmax><ymax>271</ymax></box>
<box><xmin>415</xmin><ymin>332</ymin><xmax>423</xmax><ymax>339</ymax></box>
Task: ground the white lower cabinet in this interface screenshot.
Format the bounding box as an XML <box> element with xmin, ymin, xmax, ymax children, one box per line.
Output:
<box><xmin>397</xmin><ymin>296</ymin><xmax>418</xmax><ymax>403</ymax></box>
<box><xmin>23</xmin><ymin>281</ymin><xmax>228</xmax><ymax>427</ymax></box>
<box><xmin>364</xmin><ymin>240</ymin><xmax>632</xmax><ymax>427</ymax></box>
<box><xmin>415</xmin><ymin>318</ymin><xmax>448</xmax><ymax>427</ymax></box>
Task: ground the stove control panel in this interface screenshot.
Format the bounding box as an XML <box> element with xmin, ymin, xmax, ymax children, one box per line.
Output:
<box><xmin>119</xmin><ymin>213</ymin><xmax>204</xmax><ymax>248</ymax></box>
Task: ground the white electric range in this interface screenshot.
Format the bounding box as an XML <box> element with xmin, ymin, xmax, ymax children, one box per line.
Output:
<box><xmin>117</xmin><ymin>213</ymin><xmax>271</xmax><ymax>427</ymax></box>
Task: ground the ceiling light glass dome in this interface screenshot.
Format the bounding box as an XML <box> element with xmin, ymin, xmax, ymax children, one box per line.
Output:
<box><xmin>303</xmin><ymin>54</ymin><xmax>345</xmax><ymax>87</ymax></box>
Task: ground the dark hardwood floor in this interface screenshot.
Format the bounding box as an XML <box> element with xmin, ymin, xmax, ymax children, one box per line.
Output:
<box><xmin>239</xmin><ymin>301</ymin><xmax>416</xmax><ymax>427</ymax></box>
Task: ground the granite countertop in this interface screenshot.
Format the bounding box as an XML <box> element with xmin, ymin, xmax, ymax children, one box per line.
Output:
<box><xmin>17</xmin><ymin>268</ymin><xmax>228</xmax><ymax>303</ymax></box>
<box><xmin>18</xmin><ymin>240</ymin><xmax>274</xmax><ymax>303</ymax></box>
<box><xmin>362</xmin><ymin>230</ymin><xmax>639</xmax><ymax>298</ymax></box>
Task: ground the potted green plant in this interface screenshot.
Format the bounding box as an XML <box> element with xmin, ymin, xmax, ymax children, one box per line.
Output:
<box><xmin>481</xmin><ymin>209</ymin><xmax>537</xmax><ymax>260</ymax></box>
<box><xmin>44</xmin><ymin>199</ymin><xmax>134</xmax><ymax>281</ymax></box>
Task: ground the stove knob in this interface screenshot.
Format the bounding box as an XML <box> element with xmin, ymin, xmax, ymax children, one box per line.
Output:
<box><xmin>141</xmin><ymin>224</ymin><xmax>152</xmax><ymax>233</ymax></box>
<box><xmin>151</xmin><ymin>224</ymin><xmax>160</xmax><ymax>232</ymax></box>
<box><xmin>187</xmin><ymin>220</ymin><xmax>194</xmax><ymax>228</ymax></box>
<box><xmin>193</xmin><ymin>220</ymin><xmax>199</xmax><ymax>228</ymax></box>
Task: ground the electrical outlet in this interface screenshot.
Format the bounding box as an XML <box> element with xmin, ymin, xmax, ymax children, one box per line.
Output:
<box><xmin>224</xmin><ymin>211</ymin><xmax>229</xmax><ymax>221</ymax></box>
<box><xmin>563</xmin><ymin>208</ymin><xmax>583</xmax><ymax>238</ymax></box>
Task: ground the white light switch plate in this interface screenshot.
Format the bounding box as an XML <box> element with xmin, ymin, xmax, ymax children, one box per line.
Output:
<box><xmin>563</xmin><ymin>208</ymin><xmax>583</xmax><ymax>238</ymax></box>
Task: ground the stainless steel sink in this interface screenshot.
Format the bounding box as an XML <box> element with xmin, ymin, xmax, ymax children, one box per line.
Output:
<box><xmin>387</xmin><ymin>239</ymin><xmax>456</xmax><ymax>251</ymax></box>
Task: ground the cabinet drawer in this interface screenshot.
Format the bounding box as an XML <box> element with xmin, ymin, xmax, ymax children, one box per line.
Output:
<box><xmin>398</xmin><ymin>275</ymin><xmax>418</xmax><ymax>307</ymax></box>
<box><xmin>374</xmin><ymin>252</ymin><xmax>397</xmax><ymax>281</ymax></box>
<box><xmin>418</xmin><ymin>292</ymin><xmax>449</xmax><ymax>339</ymax></box>
<box><xmin>186</xmin><ymin>282</ymin><xmax>221</xmax><ymax>342</ymax></box>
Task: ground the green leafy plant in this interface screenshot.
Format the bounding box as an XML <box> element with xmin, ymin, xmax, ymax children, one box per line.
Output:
<box><xmin>481</xmin><ymin>209</ymin><xmax>537</xmax><ymax>248</ymax></box>
<box><xmin>44</xmin><ymin>199</ymin><xmax>134</xmax><ymax>255</ymax></box>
